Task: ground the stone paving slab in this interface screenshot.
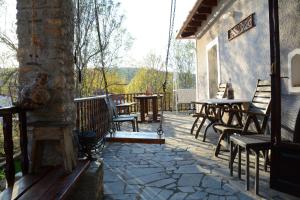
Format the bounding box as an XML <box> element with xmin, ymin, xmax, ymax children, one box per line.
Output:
<box><xmin>102</xmin><ymin>113</ymin><xmax>300</xmax><ymax>200</ymax></box>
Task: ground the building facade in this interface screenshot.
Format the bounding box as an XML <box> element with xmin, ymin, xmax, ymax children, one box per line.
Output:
<box><xmin>178</xmin><ymin>0</ymin><xmax>300</xmax><ymax>141</ymax></box>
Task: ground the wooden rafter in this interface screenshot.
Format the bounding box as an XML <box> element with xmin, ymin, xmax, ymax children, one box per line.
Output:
<box><xmin>193</xmin><ymin>13</ymin><xmax>207</xmax><ymax>21</ymax></box>
<box><xmin>197</xmin><ymin>6</ymin><xmax>212</xmax><ymax>14</ymax></box>
<box><xmin>177</xmin><ymin>0</ymin><xmax>219</xmax><ymax>39</ymax></box>
<box><xmin>188</xmin><ymin>20</ymin><xmax>202</xmax><ymax>27</ymax></box>
<box><xmin>202</xmin><ymin>0</ymin><xmax>218</xmax><ymax>7</ymax></box>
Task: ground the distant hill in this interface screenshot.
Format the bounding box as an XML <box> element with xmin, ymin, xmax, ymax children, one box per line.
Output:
<box><xmin>116</xmin><ymin>67</ymin><xmax>139</xmax><ymax>83</ymax></box>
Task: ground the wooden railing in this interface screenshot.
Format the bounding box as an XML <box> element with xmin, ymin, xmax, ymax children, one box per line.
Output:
<box><xmin>111</xmin><ymin>92</ymin><xmax>173</xmax><ymax>113</ymax></box>
<box><xmin>0</xmin><ymin>106</ymin><xmax>28</xmax><ymax>187</ymax></box>
<box><xmin>74</xmin><ymin>95</ymin><xmax>110</xmax><ymax>141</ymax></box>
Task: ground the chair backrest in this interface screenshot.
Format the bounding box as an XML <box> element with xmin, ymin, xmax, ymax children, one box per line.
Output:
<box><xmin>249</xmin><ymin>79</ymin><xmax>272</xmax><ymax>115</ymax></box>
<box><xmin>104</xmin><ymin>95</ymin><xmax>118</xmax><ymax>119</ymax></box>
<box><xmin>243</xmin><ymin>79</ymin><xmax>271</xmax><ymax>134</ymax></box>
<box><xmin>215</xmin><ymin>83</ymin><xmax>227</xmax><ymax>99</ymax></box>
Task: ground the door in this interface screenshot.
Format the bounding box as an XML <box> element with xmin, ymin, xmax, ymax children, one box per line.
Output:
<box><xmin>269</xmin><ymin>0</ymin><xmax>300</xmax><ymax>197</ymax></box>
<box><xmin>206</xmin><ymin>38</ymin><xmax>220</xmax><ymax>98</ymax></box>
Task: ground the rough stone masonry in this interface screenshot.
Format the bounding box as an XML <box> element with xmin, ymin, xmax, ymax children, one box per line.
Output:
<box><xmin>16</xmin><ymin>0</ymin><xmax>76</xmax><ymax>169</ymax></box>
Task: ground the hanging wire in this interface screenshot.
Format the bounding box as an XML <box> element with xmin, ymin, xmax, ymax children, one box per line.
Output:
<box><xmin>157</xmin><ymin>0</ymin><xmax>176</xmax><ymax>136</ymax></box>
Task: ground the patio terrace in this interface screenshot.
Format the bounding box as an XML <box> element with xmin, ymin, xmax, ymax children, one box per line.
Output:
<box><xmin>102</xmin><ymin>112</ymin><xmax>298</xmax><ymax>200</ymax></box>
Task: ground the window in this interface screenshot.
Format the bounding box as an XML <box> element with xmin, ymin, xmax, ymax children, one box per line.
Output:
<box><xmin>288</xmin><ymin>49</ymin><xmax>300</xmax><ymax>93</ymax></box>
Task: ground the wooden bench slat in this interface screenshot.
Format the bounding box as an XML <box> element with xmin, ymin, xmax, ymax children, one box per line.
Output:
<box><xmin>45</xmin><ymin>160</ymin><xmax>90</xmax><ymax>200</ymax></box>
<box><xmin>18</xmin><ymin>167</ymin><xmax>66</xmax><ymax>200</ymax></box>
<box><xmin>252</xmin><ymin>97</ymin><xmax>271</xmax><ymax>104</ymax></box>
<box><xmin>15</xmin><ymin>160</ymin><xmax>90</xmax><ymax>200</ymax></box>
<box><xmin>258</xmin><ymin>80</ymin><xmax>271</xmax><ymax>86</ymax></box>
<box><xmin>0</xmin><ymin>168</ymin><xmax>52</xmax><ymax>200</ymax></box>
<box><xmin>254</xmin><ymin>93</ymin><xmax>271</xmax><ymax>98</ymax></box>
<box><xmin>256</xmin><ymin>86</ymin><xmax>271</xmax><ymax>92</ymax></box>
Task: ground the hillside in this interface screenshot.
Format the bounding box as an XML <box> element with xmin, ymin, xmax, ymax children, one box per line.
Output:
<box><xmin>116</xmin><ymin>67</ymin><xmax>139</xmax><ymax>83</ymax></box>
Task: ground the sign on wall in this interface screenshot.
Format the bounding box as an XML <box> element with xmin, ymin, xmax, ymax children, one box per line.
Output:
<box><xmin>228</xmin><ymin>13</ymin><xmax>256</xmax><ymax>41</ymax></box>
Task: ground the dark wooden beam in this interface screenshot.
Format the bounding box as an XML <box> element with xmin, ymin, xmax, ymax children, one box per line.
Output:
<box><xmin>202</xmin><ymin>0</ymin><xmax>218</xmax><ymax>7</ymax></box>
<box><xmin>188</xmin><ymin>20</ymin><xmax>202</xmax><ymax>27</ymax></box>
<box><xmin>181</xmin><ymin>32</ymin><xmax>195</xmax><ymax>38</ymax></box>
<box><xmin>197</xmin><ymin>6</ymin><xmax>212</xmax><ymax>14</ymax></box>
<box><xmin>193</xmin><ymin>14</ymin><xmax>207</xmax><ymax>21</ymax></box>
<box><xmin>184</xmin><ymin>27</ymin><xmax>198</xmax><ymax>32</ymax></box>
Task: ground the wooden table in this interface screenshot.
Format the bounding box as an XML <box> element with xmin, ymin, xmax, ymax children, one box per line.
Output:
<box><xmin>193</xmin><ymin>98</ymin><xmax>250</xmax><ymax>135</ymax></box>
<box><xmin>116</xmin><ymin>102</ymin><xmax>136</xmax><ymax>115</ymax></box>
<box><xmin>230</xmin><ymin>134</ymin><xmax>271</xmax><ymax>195</ymax></box>
<box><xmin>134</xmin><ymin>95</ymin><xmax>162</xmax><ymax>122</ymax></box>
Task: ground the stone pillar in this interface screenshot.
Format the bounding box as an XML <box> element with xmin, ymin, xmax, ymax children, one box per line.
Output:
<box><xmin>16</xmin><ymin>0</ymin><xmax>76</xmax><ymax>170</ymax></box>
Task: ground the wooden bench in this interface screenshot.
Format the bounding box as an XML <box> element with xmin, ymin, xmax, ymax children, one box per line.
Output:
<box><xmin>0</xmin><ymin>106</ymin><xmax>91</xmax><ymax>200</ymax></box>
<box><xmin>229</xmin><ymin>134</ymin><xmax>271</xmax><ymax>195</ymax></box>
<box><xmin>0</xmin><ymin>160</ymin><xmax>90</xmax><ymax>200</ymax></box>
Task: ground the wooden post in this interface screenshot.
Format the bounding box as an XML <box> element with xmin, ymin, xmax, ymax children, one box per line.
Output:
<box><xmin>19</xmin><ymin>110</ymin><xmax>29</xmax><ymax>175</ymax></box>
<box><xmin>268</xmin><ymin>0</ymin><xmax>281</xmax><ymax>144</ymax></box>
<box><xmin>3</xmin><ymin>114</ymin><xmax>15</xmax><ymax>187</ymax></box>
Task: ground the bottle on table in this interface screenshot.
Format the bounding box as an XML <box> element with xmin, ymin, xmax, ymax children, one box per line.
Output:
<box><xmin>227</xmin><ymin>78</ymin><xmax>234</xmax><ymax>99</ymax></box>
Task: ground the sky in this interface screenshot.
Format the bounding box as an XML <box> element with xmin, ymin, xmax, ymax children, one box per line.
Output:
<box><xmin>0</xmin><ymin>0</ymin><xmax>197</xmax><ymax>68</ymax></box>
<box><xmin>121</xmin><ymin>0</ymin><xmax>197</xmax><ymax>67</ymax></box>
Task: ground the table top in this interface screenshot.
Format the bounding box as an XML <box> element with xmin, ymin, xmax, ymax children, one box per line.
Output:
<box><xmin>230</xmin><ymin>134</ymin><xmax>271</xmax><ymax>149</ymax></box>
<box><xmin>193</xmin><ymin>98</ymin><xmax>250</xmax><ymax>105</ymax></box>
<box><xmin>134</xmin><ymin>94</ymin><xmax>163</xmax><ymax>99</ymax></box>
<box><xmin>116</xmin><ymin>102</ymin><xmax>136</xmax><ymax>107</ymax></box>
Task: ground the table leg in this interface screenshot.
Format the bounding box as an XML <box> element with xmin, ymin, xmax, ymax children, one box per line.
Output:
<box><xmin>246</xmin><ymin>148</ymin><xmax>250</xmax><ymax>191</ymax></box>
<box><xmin>140</xmin><ymin>99</ymin><xmax>145</xmax><ymax>122</ymax></box>
<box><xmin>238</xmin><ymin>145</ymin><xmax>241</xmax><ymax>179</ymax></box>
<box><xmin>145</xmin><ymin>99</ymin><xmax>148</xmax><ymax>115</ymax></box>
<box><xmin>230</xmin><ymin>141</ymin><xmax>233</xmax><ymax>176</ymax></box>
<box><xmin>153</xmin><ymin>97</ymin><xmax>158</xmax><ymax>121</ymax></box>
<box><xmin>255</xmin><ymin>150</ymin><xmax>259</xmax><ymax>195</ymax></box>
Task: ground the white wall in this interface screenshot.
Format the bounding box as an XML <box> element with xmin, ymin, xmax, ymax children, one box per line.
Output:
<box><xmin>279</xmin><ymin>0</ymin><xmax>300</xmax><ymax>141</ymax></box>
<box><xmin>195</xmin><ymin>0</ymin><xmax>270</xmax><ymax>100</ymax></box>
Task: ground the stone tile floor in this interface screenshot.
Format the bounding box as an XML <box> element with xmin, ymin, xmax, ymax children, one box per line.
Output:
<box><xmin>101</xmin><ymin>112</ymin><xmax>299</xmax><ymax>200</ymax></box>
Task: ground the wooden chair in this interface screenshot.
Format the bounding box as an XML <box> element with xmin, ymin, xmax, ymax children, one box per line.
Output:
<box><xmin>213</xmin><ymin>79</ymin><xmax>271</xmax><ymax>157</ymax></box>
<box><xmin>106</xmin><ymin>96</ymin><xmax>139</xmax><ymax>132</ymax></box>
<box><xmin>191</xmin><ymin>83</ymin><xmax>227</xmax><ymax>141</ymax></box>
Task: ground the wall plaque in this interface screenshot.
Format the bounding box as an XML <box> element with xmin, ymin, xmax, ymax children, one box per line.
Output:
<box><xmin>228</xmin><ymin>13</ymin><xmax>255</xmax><ymax>41</ymax></box>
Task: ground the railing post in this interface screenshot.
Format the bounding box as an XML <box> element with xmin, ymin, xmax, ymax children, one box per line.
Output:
<box><xmin>3</xmin><ymin>113</ymin><xmax>15</xmax><ymax>187</ymax></box>
<box><xmin>19</xmin><ymin>110</ymin><xmax>29</xmax><ymax>175</ymax></box>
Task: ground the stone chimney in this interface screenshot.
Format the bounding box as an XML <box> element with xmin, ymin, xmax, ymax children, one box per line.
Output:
<box><xmin>16</xmin><ymin>0</ymin><xmax>76</xmax><ymax>171</ymax></box>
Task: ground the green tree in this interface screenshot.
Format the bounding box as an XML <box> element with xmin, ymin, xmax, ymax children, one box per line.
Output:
<box><xmin>126</xmin><ymin>67</ymin><xmax>173</xmax><ymax>94</ymax></box>
<box><xmin>172</xmin><ymin>40</ymin><xmax>196</xmax><ymax>89</ymax></box>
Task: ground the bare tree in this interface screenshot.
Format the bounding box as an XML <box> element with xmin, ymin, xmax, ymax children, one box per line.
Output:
<box><xmin>94</xmin><ymin>0</ymin><xmax>132</xmax><ymax>93</ymax></box>
<box><xmin>73</xmin><ymin>0</ymin><xmax>99</xmax><ymax>97</ymax></box>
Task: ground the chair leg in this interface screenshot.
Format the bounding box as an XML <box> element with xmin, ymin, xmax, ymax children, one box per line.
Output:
<box><xmin>202</xmin><ymin>119</ymin><xmax>214</xmax><ymax>142</ymax></box>
<box><xmin>135</xmin><ymin>118</ymin><xmax>139</xmax><ymax>132</ymax></box>
<box><xmin>195</xmin><ymin>117</ymin><xmax>206</xmax><ymax>139</ymax></box>
<box><xmin>132</xmin><ymin>121</ymin><xmax>135</xmax><ymax>132</ymax></box>
<box><xmin>215</xmin><ymin>132</ymin><xmax>226</xmax><ymax>157</ymax></box>
<box><xmin>191</xmin><ymin>116</ymin><xmax>200</xmax><ymax>135</ymax></box>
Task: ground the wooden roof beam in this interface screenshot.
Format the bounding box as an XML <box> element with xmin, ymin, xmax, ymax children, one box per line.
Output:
<box><xmin>188</xmin><ymin>20</ymin><xmax>202</xmax><ymax>27</ymax></box>
<box><xmin>193</xmin><ymin>14</ymin><xmax>207</xmax><ymax>21</ymax></box>
<box><xmin>197</xmin><ymin>7</ymin><xmax>212</xmax><ymax>14</ymax></box>
<box><xmin>181</xmin><ymin>32</ymin><xmax>195</xmax><ymax>38</ymax></box>
<box><xmin>184</xmin><ymin>27</ymin><xmax>198</xmax><ymax>32</ymax></box>
<box><xmin>202</xmin><ymin>0</ymin><xmax>218</xmax><ymax>7</ymax></box>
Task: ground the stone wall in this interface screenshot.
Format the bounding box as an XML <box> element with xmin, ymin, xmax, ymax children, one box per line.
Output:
<box><xmin>17</xmin><ymin>0</ymin><xmax>75</xmax><ymax>167</ymax></box>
